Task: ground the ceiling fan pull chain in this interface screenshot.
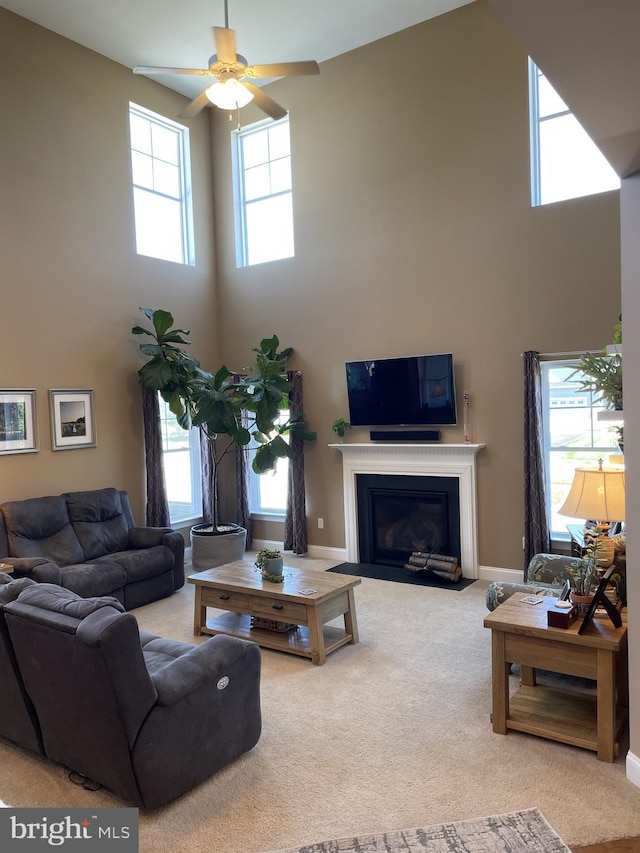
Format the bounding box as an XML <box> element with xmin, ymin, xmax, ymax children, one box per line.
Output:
<box><xmin>224</xmin><ymin>0</ymin><xmax>229</xmax><ymax>30</ymax></box>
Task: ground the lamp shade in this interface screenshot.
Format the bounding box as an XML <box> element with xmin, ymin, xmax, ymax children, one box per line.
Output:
<box><xmin>558</xmin><ymin>467</ymin><xmax>625</xmax><ymax>522</ymax></box>
<box><xmin>205</xmin><ymin>80</ymin><xmax>254</xmax><ymax>110</ymax></box>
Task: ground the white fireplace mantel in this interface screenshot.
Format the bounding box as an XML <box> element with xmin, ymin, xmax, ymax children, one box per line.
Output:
<box><xmin>330</xmin><ymin>443</ymin><xmax>485</xmax><ymax>579</ymax></box>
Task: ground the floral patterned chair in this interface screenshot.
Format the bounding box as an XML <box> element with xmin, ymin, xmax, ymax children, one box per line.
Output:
<box><xmin>486</xmin><ymin>537</ymin><xmax>626</xmax><ymax>612</ymax></box>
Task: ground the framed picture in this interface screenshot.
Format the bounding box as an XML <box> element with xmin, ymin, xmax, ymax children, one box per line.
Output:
<box><xmin>49</xmin><ymin>389</ymin><xmax>96</xmax><ymax>451</ymax></box>
<box><xmin>0</xmin><ymin>390</ymin><xmax>38</xmax><ymax>455</ymax></box>
<box><xmin>578</xmin><ymin>564</ymin><xmax>623</xmax><ymax>635</ymax></box>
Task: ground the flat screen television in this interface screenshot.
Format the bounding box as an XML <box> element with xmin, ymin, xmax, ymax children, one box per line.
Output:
<box><xmin>345</xmin><ymin>353</ymin><xmax>457</xmax><ymax>427</ymax></box>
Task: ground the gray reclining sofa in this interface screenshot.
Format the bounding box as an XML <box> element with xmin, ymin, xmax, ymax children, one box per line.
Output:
<box><xmin>0</xmin><ymin>487</ymin><xmax>185</xmax><ymax>609</ymax></box>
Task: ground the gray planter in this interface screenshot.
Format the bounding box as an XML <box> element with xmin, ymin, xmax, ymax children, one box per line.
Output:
<box><xmin>190</xmin><ymin>523</ymin><xmax>247</xmax><ymax>570</ymax></box>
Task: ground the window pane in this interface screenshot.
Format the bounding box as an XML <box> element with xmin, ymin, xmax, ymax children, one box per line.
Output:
<box><xmin>268</xmin><ymin>123</ymin><xmax>291</xmax><ymax>159</ymax></box>
<box><xmin>270</xmin><ymin>157</ymin><xmax>292</xmax><ymax>194</ymax></box>
<box><xmin>133</xmin><ymin>188</ymin><xmax>183</xmax><ymax>263</ymax></box>
<box><xmin>131</xmin><ymin>151</ymin><xmax>153</xmax><ymax>190</ymax></box>
<box><xmin>246</xmin><ymin>194</ymin><xmax>294</xmax><ymax>265</ymax></box>
<box><xmin>539</xmin><ymin>114</ymin><xmax>620</xmax><ymax>205</ymax></box>
<box><xmin>257</xmin><ymin>459</ymin><xmax>289</xmax><ymax>511</ymax></box>
<box><xmin>243</xmin><ymin>132</ymin><xmax>269</xmax><ymax>168</ymax></box>
<box><xmin>130</xmin><ymin>114</ymin><xmax>151</xmax><ymax>154</ymax></box>
<box><xmin>153</xmin><ymin>160</ymin><xmax>180</xmax><ymax>198</ymax></box>
<box><xmin>151</xmin><ymin>124</ymin><xmax>179</xmax><ymax>165</ymax></box>
<box><xmin>537</xmin><ymin>74</ymin><xmax>568</xmax><ymax>117</ymax></box>
<box><xmin>244</xmin><ymin>163</ymin><xmax>271</xmax><ymax>201</ymax></box>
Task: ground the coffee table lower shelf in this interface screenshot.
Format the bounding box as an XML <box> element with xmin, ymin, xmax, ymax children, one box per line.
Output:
<box><xmin>507</xmin><ymin>684</ymin><xmax>627</xmax><ymax>756</ymax></box>
<box><xmin>201</xmin><ymin>611</ymin><xmax>354</xmax><ymax>662</ymax></box>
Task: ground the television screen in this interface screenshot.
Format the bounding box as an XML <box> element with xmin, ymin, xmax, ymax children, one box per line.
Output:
<box><xmin>345</xmin><ymin>353</ymin><xmax>457</xmax><ymax>427</ymax></box>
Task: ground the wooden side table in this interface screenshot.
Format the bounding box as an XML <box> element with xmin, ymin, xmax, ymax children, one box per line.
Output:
<box><xmin>0</xmin><ymin>562</ymin><xmax>14</xmax><ymax>574</ymax></box>
<box><xmin>484</xmin><ymin>595</ymin><xmax>628</xmax><ymax>761</ymax></box>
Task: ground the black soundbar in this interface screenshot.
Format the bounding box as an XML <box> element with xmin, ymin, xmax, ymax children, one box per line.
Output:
<box><xmin>370</xmin><ymin>430</ymin><xmax>441</xmax><ymax>442</ymax></box>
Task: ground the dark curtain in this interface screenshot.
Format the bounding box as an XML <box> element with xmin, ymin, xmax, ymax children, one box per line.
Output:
<box><xmin>141</xmin><ymin>386</ymin><xmax>170</xmax><ymax>527</ymax></box>
<box><xmin>235</xmin><ymin>405</ymin><xmax>253</xmax><ymax>547</ymax></box>
<box><xmin>284</xmin><ymin>370</ymin><xmax>309</xmax><ymax>555</ymax></box>
<box><xmin>199</xmin><ymin>428</ymin><xmax>213</xmax><ymax>526</ymax></box>
<box><xmin>523</xmin><ymin>351</ymin><xmax>550</xmax><ymax>570</ymax></box>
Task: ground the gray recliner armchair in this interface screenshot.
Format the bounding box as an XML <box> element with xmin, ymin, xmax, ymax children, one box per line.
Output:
<box><xmin>486</xmin><ymin>541</ymin><xmax>626</xmax><ymax>612</ymax></box>
<box><xmin>3</xmin><ymin>582</ymin><xmax>262</xmax><ymax>809</ymax></box>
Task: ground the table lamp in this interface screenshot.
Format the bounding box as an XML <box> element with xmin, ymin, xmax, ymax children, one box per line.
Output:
<box><xmin>558</xmin><ymin>460</ymin><xmax>625</xmax><ymax>568</ymax></box>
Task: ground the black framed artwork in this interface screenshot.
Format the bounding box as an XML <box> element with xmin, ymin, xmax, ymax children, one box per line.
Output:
<box><xmin>578</xmin><ymin>564</ymin><xmax>623</xmax><ymax>635</ymax></box>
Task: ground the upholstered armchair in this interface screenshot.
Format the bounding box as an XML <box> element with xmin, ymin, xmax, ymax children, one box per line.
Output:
<box><xmin>486</xmin><ymin>538</ymin><xmax>626</xmax><ymax>612</ymax></box>
<box><xmin>4</xmin><ymin>582</ymin><xmax>262</xmax><ymax>808</ymax></box>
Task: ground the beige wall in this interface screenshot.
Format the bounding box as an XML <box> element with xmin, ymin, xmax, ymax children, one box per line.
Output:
<box><xmin>0</xmin><ymin>9</ymin><xmax>218</xmax><ymax>523</ymax></box>
<box><xmin>210</xmin><ymin>0</ymin><xmax>621</xmax><ymax>569</ymax></box>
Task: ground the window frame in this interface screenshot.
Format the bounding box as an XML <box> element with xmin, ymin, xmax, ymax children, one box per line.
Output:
<box><xmin>528</xmin><ymin>59</ymin><xmax>620</xmax><ymax>207</ymax></box>
<box><xmin>128</xmin><ymin>102</ymin><xmax>195</xmax><ymax>266</ymax></box>
<box><xmin>231</xmin><ymin>116</ymin><xmax>294</xmax><ymax>268</ymax></box>
<box><xmin>540</xmin><ymin>357</ymin><xmax>618</xmax><ymax>543</ymax></box>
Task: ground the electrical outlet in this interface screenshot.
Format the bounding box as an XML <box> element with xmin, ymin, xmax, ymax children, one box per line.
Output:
<box><xmin>317</xmin><ymin>518</ymin><xmax>324</xmax><ymax>529</ymax></box>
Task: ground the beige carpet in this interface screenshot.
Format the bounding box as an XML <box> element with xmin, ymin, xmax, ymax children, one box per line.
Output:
<box><xmin>1</xmin><ymin>556</ymin><xmax>639</xmax><ymax>853</ymax></box>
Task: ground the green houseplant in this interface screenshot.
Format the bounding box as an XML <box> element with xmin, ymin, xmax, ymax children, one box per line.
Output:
<box><xmin>254</xmin><ymin>547</ymin><xmax>284</xmax><ymax>582</ymax></box>
<box><xmin>572</xmin><ymin>319</ymin><xmax>623</xmax><ymax>449</ymax></box>
<box><xmin>331</xmin><ymin>418</ymin><xmax>351</xmax><ymax>440</ymax></box>
<box><xmin>132</xmin><ymin>308</ymin><xmax>316</xmax><ymax>567</ymax></box>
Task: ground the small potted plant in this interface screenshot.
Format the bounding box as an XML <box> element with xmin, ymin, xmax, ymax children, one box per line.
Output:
<box><xmin>569</xmin><ymin>538</ymin><xmax>602</xmax><ymax>615</ymax></box>
<box><xmin>255</xmin><ymin>548</ymin><xmax>284</xmax><ymax>582</ymax></box>
<box><xmin>332</xmin><ymin>418</ymin><xmax>351</xmax><ymax>442</ymax></box>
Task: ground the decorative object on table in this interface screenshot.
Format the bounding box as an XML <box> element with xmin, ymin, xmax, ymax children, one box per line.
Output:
<box><xmin>463</xmin><ymin>390</ymin><xmax>471</xmax><ymax>443</ymax></box>
<box><xmin>250</xmin><ymin>616</ymin><xmax>297</xmax><ymax>633</ymax></box>
<box><xmin>0</xmin><ymin>389</ymin><xmax>38</xmax><ymax>455</ymax></box>
<box><xmin>558</xmin><ymin>458</ymin><xmax>625</xmax><ymax>569</ymax></box>
<box><xmin>578</xmin><ymin>563</ymin><xmax>622</xmax><ymax>634</ymax></box>
<box><xmin>254</xmin><ymin>548</ymin><xmax>284</xmax><ymax>582</ymax></box>
<box><xmin>49</xmin><ymin>389</ymin><xmax>96</xmax><ymax>451</ymax></box>
<box><xmin>404</xmin><ymin>551</ymin><xmax>461</xmax><ymax>582</ymax></box>
<box><xmin>132</xmin><ymin>308</ymin><xmax>315</xmax><ymax>568</ymax></box>
<box><xmin>547</xmin><ymin>599</ymin><xmax>578</xmax><ymax>629</ymax></box>
<box><xmin>331</xmin><ymin>417</ymin><xmax>351</xmax><ymax>441</ymax></box>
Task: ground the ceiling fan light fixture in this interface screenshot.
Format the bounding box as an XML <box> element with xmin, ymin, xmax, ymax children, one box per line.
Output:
<box><xmin>205</xmin><ymin>79</ymin><xmax>253</xmax><ymax>110</ymax></box>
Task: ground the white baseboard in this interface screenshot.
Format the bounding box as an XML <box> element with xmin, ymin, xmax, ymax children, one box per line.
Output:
<box><xmin>626</xmin><ymin>750</ymin><xmax>640</xmax><ymax>789</ymax></box>
<box><xmin>478</xmin><ymin>566</ymin><xmax>524</xmax><ymax>583</ymax></box>
<box><xmin>251</xmin><ymin>538</ymin><xmax>347</xmax><ymax>562</ymax></box>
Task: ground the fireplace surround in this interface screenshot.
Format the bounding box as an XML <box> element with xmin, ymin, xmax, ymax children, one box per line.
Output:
<box><xmin>331</xmin><ymin>443</ymin><xmax>485</xmax><ymax>578</ymax></box>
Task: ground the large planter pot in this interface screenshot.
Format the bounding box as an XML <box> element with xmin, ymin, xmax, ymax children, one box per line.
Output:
<box><xmin>190</xmin><ymin>523</ymin><xmax>247</xmax><ymax>570</ymax></box>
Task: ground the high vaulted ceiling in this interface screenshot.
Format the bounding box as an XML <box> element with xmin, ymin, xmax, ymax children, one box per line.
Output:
<box><xmin>1</xmin><ymin>0</ymin><xmax>476</xmax><ymax>99</ymax></box>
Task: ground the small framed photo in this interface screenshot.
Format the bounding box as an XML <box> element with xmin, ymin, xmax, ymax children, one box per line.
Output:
<box><xmin>49</xmin><ymin>389</ymin><xmax>96</xmax><ymax>451</ymax></box>
<box><xmin>0</xmin><ymin>390</ymin><xmax>38</xmax><ymax>455</ymax></box>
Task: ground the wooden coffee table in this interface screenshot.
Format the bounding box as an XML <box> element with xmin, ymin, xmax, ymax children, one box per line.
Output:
<box><xmin>484</xmin><ymin>595</ymin><xmax>628</xmax><ymax>761</ymax></box>
<box><xmin>188</xmin><ymin>561</ymin><xmax>361</xmax><ymax>665</ymax></box>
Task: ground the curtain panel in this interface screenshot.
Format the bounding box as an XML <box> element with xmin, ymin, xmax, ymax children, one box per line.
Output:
<box><xmin>141</xmin><ymin>386</ymin><xmax>170</xmax><ymax>527</ymax></box>
<box><xmin>284</xmin><ymin>370</ymin><xmax>309</xmax><ymax>555</ymax></box>
<box><xmin>523</xmin><ymin>350</ymin><xmax>550</xmax><ymax>569</ymax></box>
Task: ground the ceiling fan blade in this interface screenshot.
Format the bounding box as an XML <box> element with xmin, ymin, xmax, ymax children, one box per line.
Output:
<box><xmin>213</xmin><ymin>26</ymin><xmax>237</xmax><ymax>64</ymax></box>
<box><xmin>179</xmin><ymin>89</ymin><xmax>212</xmax><ymax>121</ymax></box>
<box><xmin>242</xmin><ymin>81</ymin><xmax>287</xmax><ymax>120</ymax></box>
<box><xmin>134</xmin><ymin>65</ymin><xmax>210</xmax><ymax>76</ymax></box>
<box><xmin>245</xmin><ymin>61</ymin><xmax>320</xmax><ymax>79</ymax></box>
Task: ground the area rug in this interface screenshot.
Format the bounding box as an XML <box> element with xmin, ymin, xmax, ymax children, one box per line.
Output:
<box><xmin>262</xmin><ymin>808</ymin><xmax>571</xmax><ymax>853</ymax></box>
<box><xmin>328</xmin><ymin>561</ymin><xmax>476</xmax><ymax>590</ymax></box>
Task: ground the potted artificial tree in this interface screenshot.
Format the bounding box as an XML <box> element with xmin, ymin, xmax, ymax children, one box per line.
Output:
<box><xmin>132</xmin><ymin>308</ymin><xmax>315</xmax><ymax>568</ymax></box>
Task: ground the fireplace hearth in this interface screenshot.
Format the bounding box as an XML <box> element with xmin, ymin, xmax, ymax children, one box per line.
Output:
<box><xmin>356</xmin><ymin>473</ymin><xmax>461</xmax><ymax>569</ymax></box>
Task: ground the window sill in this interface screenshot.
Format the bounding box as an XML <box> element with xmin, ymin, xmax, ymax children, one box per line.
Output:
<box><xmin>251</xmin><ymin>512</ymin><xmax>286</xmax><ymax>523</ymax></box>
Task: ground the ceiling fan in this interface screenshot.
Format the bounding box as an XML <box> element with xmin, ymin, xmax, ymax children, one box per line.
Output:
<box><xmin>133</xmin><ymin>0</ymin><xmax>320</xmax><ymax>121</ymax></box>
